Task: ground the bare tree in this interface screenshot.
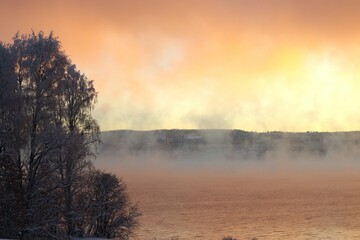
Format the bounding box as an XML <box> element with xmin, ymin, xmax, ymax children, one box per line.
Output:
<box><xmin>0</xmin><ymin>41</ymin><xmax>25</xmax><ymax>238</ymax></box>
<box><xmin>0</xmin><ymin>31</ymin><xmax>140</xmax><ymax>240</ymax></box>
<box><xmin>55</xmin><ymin>63</ymin><xmax>100</xmax><ymax>235</ymax></box>
<box><xmin>10</xmin><ymin>32</ymin><xmax>69</xmax><ymax>238</ymax></box>
<box><xmin>86</xmin><ymin>170</ymin><xmax>141</xmax><ymax>239</ymax></box>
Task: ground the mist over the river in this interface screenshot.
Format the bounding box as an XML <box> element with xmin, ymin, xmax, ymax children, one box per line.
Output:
<box><xmin>94</xmin><ymin>130</ymin><xmax>360</xmax><ymax>240</ymax></box>
<box><xmin>96</xmin><ymin>130</ymin><xmax>360</xmax><ymax>177</ymax></box>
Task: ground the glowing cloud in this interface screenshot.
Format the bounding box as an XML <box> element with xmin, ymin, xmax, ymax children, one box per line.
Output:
<box><xmin>2</xmin><ymin>0</ymin><xmax>360</xmax><ymax>131</ymax></box>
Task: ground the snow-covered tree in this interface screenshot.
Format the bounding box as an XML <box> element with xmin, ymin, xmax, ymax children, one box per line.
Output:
<box><xmin>86</xmin><ymin>170</ymin><xmax>141</xmax><ymax>239</ymax></box>
<box><xmin>0</xmin><ymin>41</ymin><xmax>25</xmax><ymax>239</ymax></box>
<box><xmin>55</xmin><ymin>63</ymin><xmax>99</xmax><ymax>235</ymax></box>
<box><xmin>0</xmin><ymin>31</ymin><xmax>140</xmax><ymax>240</ymax></box>
<box><xmin>10</xmin><ymin>32</ymin><xmax>70</xmax><ymax>238</ymax></box>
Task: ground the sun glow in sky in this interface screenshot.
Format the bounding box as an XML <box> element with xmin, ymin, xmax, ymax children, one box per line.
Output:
<box><xmin>2</xmin><ymin>0</ymin><xmax>360</xmax><ymax>131</ymax></box>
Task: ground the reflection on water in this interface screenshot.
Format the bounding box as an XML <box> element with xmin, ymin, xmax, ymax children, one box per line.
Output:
<box><xmin>123</xmin><ymin>172</ymin><xmax>360</xmax><ymax>240</ymax></box>
<box><xmin>96</xmin><ymin>150</ymin><xmax>360</xmax><ymax>239</ymax></box>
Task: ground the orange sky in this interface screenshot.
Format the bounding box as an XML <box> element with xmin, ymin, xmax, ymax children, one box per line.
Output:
<box><xmin>2</xmin><ymin>0</ymin><xmax>360</xmax><ymax>131</ymax></box>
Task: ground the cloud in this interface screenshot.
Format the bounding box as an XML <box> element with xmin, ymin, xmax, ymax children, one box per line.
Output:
<box><xmin>2</xmin><ymin>0</ymin><xmax>360</xmax><ymax>131</ymax></box>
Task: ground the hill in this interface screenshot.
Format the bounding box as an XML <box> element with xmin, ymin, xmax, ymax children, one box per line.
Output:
<box><xmin>99</xmin><ymin>130</ymin><xmax>360</xmax><ymax>161</ymax></box>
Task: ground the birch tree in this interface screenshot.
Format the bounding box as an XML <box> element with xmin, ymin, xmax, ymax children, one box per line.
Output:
<box><xmin>0</xmin><ymin>31</ymin><xmax>140</xmax><ymax>240</ymax></box>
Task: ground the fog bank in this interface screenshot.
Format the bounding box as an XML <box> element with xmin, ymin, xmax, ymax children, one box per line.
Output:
<box><xmin>95</xmin><ymin>130</ymin><xmax>360</xmax><ymax>178</ymax></box>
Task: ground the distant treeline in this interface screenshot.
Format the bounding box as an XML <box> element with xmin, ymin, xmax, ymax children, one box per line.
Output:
<box><xmin>101</xmin><ymin>129</ymin><xmax>360</xmax><ymax>159</ymax></box>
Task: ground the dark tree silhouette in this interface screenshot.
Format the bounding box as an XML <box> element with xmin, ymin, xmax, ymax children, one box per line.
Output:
<box><xmin>86</xmin><ymin>171</ymin><xmax>141</xmax><ymax>239</ymax></box>
<box><xmin>0</xmin><ymin>31</ymin><xmax>140</xmax><ymax>239</ymax></box>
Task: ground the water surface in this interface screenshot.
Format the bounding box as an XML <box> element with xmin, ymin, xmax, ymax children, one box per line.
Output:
<box><xmin>97</xmin><ymin>147</ymin><xmax>360</xmax><ymax>239</ymax></box>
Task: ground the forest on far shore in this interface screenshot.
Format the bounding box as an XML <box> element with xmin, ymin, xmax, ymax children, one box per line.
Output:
<box><xmin>100</xmin><ymin>129</ymin><xmax>360</xmax><ymax>159</ymax></box>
